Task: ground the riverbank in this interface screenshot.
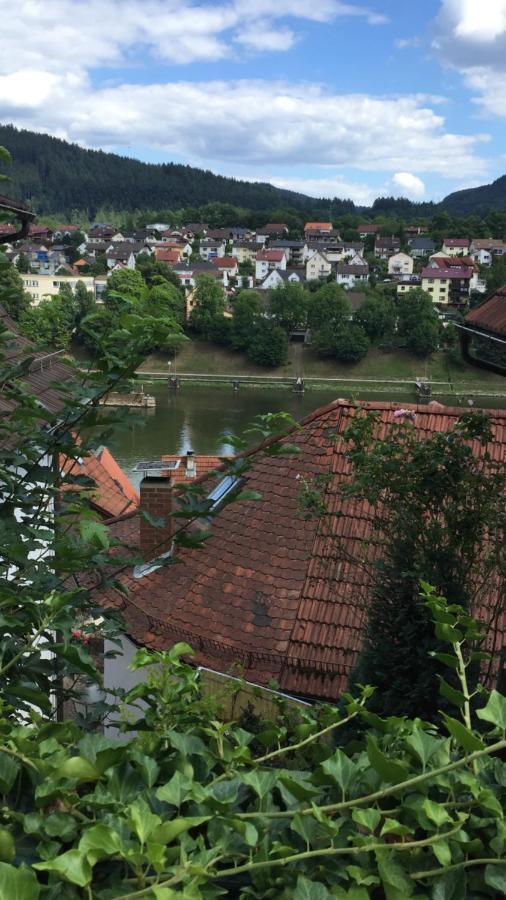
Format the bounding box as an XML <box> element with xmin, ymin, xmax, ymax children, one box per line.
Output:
<box><xmin>135</xmin><ymin>341</ymin><xmax>506</xmax><ymax>400</ymax></box>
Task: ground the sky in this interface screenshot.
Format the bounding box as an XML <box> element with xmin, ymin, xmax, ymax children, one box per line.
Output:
<box><xmin>1</xmin><ymin>0</ymin><xmax>505</xmax><ymax>205</ymax></box>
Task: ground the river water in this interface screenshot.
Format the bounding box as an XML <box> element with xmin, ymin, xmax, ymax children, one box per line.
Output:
<box><xmin>101</xmin><ymin>380</ymin><xmax>505</xmax><ymax>489</ymax></box>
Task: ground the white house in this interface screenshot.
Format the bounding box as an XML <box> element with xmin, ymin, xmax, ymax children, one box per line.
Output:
<box><xmin>470</xmin><ymin>239</ymin><xmax>506</xmax><ymax>266</ymax></box>
<box><xmin>306</xmin><ymin>251</ymin><xmax>332</xmax><ymax>281</ymax></box>
<box><xmin>255</xmin><ymin>250</ymin><xmax>287</xmax><ymax>281</ymax></box>
<box><xmin>21</xmin><ymin>274</ymin><xmax>96</xmax><ymax>305</ymax></box>
<box><xmin>199</xmin><ymin>239</ymin><xmax>226</xmax><ymax>261</ymax></box>
<box><xmin>441</xmin><ymin>238</ymin><xmax>470</xmax><ymax>256</ymax></box>
<box><xmin>259</xmin><ymin>269</ymin><xmax>305</xmax><ymax>290</ymax></box>
<box><xmin>335</xmin><ymin>263</ymin><xmax>369</xmax><ymax>289</ymax></box>
<box><xmin>388</xmin><ymin>252</ymin><xmax>414</xmax><ymax>276</ymax></box>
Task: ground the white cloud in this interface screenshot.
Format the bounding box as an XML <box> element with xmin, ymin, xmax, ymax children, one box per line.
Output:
<box><xmin>395</xmin><ymin>37</ymin><xmax>421</xmax><ymax>49</ymax></box>
<box><xmin>391</xmin><ymin>172</ymin><xmax>425</xmax><ymax>198</ymax></box>
<box><xmin>0</xmin><ymin>0</ymin><xmax>386</xmax><ymax>71</ymax></box>
<box><xmin>433</xmin><ymin>1</ymin><xmax>506</xmax><ymax>115</ymax></box>
<box><xmin>0</xmin><ymin>78</ymin><xmax>489</xmax><ymax>180</ymax></box>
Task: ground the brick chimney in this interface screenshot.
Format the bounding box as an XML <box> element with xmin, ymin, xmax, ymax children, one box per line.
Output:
<box><xmin>139</xmin><ymin>475</ymin><xmax>173</xmax><ymax>561</ymax></box>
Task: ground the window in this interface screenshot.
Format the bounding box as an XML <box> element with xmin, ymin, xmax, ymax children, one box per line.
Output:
<box><xmin>207</xmin><ymin>475</ymin><xmax>242</xmax><ymax>512</ymax></box>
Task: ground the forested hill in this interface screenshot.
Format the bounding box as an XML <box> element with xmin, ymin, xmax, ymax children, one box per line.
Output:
<box><xmin>441</xmin><ymin>174</ymin><xmax>506</xmax><ymax>215</ymax></box>
<box><xmin>0</xmin><ymin>124</ymin><xmax>353</xmax><ymax>218</ymax></box>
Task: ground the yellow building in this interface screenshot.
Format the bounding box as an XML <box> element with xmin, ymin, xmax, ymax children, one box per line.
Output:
<box><xmin>21</xmin><ymin>274</ymin><xmax>96</xmax><ymax>305</ymax></box>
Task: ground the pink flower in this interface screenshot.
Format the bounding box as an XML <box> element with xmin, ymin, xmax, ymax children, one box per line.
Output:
<box><xmin>71</xmin><ymin>629</ymin><xmax>82</xmax><ymax>639</ymax></box>
<box><xmin>394</xmin><ymin>408</ymin><xmax>416</xmax><ymax>421</ymax></box>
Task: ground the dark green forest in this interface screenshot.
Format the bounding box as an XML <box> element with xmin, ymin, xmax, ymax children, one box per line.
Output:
<box><xmin>1</xmin><ymin>124</ymin><xmax>505</xmax><ymax>222</ymax></box>
<box><xmin>0</xmin><ymin>124</ymin><xmax>348</xmax><ymax>219</ymax></box>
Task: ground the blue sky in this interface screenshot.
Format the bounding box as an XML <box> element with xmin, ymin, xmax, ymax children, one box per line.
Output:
<box><xmin>1</xmin><ymin>0</ymin><xmax>505</xmax><ymax>204</ymax></box>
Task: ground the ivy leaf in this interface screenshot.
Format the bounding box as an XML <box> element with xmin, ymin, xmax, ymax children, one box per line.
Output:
<box><xmin>380</xmin><ymin>818</ymin><xmax>411</xmax><ymax>837</ymax></box>
<box><xmin>0</xmin><ymin>753</ymin><xmax>20</xmax><ymax>793</ymax></box>
<box><xmin>293</xmin><ymin>875</ymin><xmax>332</xmax><ymax>899</ymax></box>
<box><xmin>429</xmin><ymin>651</ymin><xmax>459</xmax><ymax>670</ymax></box>
<box><xmin>79</xmin><ymin>519</ymin><xmax>110</xmax><ymax>549</ymax></box>
<box><xmin>366</xmin><ymin>736</ymin><xmax>408</xmax><ymax>784</ymax></box>
<box><xmin>432</xmin><ymin>869</ymin><xmax>466</xmax><ymax>900</ymax></box>
<box><xmin>476</xmin><ymin>691</ymin><xmax>506</xmax><ymax>731</ymax></box>
<box><xmin>352</xmin><ymin>807</ymin><xmax>381</xmax><ymax>833</ymax></box>
<box><xmin>346</xmin><ymin>865</ymin><xmax>380</xmax><ymax>887</ymax></box>
<box><xmin>422</xmin><ymin>798</ymin><xmax>452</xmax><ymax>827</ymax></box>
<box><xmin>0</xmin><ymin>862</ymin><xmax>40</xmax><ymax>899</ymax></box>
<box><xmin>129</xmin><ymin>799</ymin><xmax>161</xmax><ymax>844</ymax></box>
<box><xmin>321</xmin><ymin>750</ymin><xmax>357</xmax><ymax>797</ymax></box>
<box><xmin>376</xmin><ymin>852</ymin><xmax>413</xmax><ymax>899</ymax></box>
<box><xmin>484</xmin><ymin>863</ymin><xmax>506</xmax><ymax>892</ymax></box>
<box><xmin>242</xmin><ymin>769</ymin><xmax>278</xmax><ymax>799</ymax></box>
<box><xmin>156</xmin><ymin>771</ymin><xmax>191</xmax><ymax>808</ymax></box>
<box><xmin>406</xmin><ymin>726</ymin><xmax>443</xmax><ymax>770</ymax></box>
<box><xmin>437</xmin><ymin>676</ymin><xmax>465</xmax><ymax>709</ymax></box>
<box><xmin>79</xmin><ymin>824</ymin><xmax>123</xmax><ymax>859</ymax></box>
<box><xmin>52</xmin><ymin>643</ymin><xmax>98</xmax><ymax>679</ymax></box>
<box><xmin>154</xmin><ymin>817</ymin><xmax>210</xmax><ymax>845</ymax></box>
<box><xmin>432</xmin><ymin>838</ymin><xmax>452</xmax><ymax>867</ymax></box>
<box><xmin>34</xmin><ymin>850</ymin><xmax>92</xmax><ymax>887</ymax></box>
<box><xmin>443</xmin><ymin>715</ymin><xmax>484</xmax><ymax>752</ymax></box>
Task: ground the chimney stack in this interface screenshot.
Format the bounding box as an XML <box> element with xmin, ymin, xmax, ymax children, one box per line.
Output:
<box><xmin>185</xmin><ymin>450</ymin><xmax>197</xmax><ymax>479</ymax></box>
<box><xmin>139</xmin><ymin>475</ymin><xmax>173</xmax><ymax>561</ymax></box>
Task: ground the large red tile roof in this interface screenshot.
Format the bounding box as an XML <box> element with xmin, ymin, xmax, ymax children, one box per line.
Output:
<box><xmin>465</xmin><ymin>286</ymin><xmax>506</xmax><ymax>335</ymax></box>
<box><xmin>91</xmin><ymin>399</ymin><xmax>506</xmax><ymax>699</ymax></box>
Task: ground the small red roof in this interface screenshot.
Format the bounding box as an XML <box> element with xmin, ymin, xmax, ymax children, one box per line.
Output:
<box><xmin>211</xmin><ymin>257</ymin><xmax>238</xmax><ymax>268</ymax></box>
<box><xmin>358</xmin><ymin>224</ymin><xmax>378</xmax><ymax>233</ymax></box>
<box><xmin>61</xmin><ymin>443</ymin><xmax>139</xmax><ymax>520</ymax></box>
<box><xmin>155</xmin><ymin>249</ymin><xmax>181</xmax><ymax>265</ymax></box>
<box><xmin>256</xmin><ymin>249</ymin><xmax>285</xmax><ymax>262</ymax></box>
<box><xmin>443</xmin><ymin>238</ymin><xmax>470</xmax><ymax>247</ymax></box>
<box><xmin>161</xmin><ymin>455</ymin><xmax>232</xmax><ymax>484</ymax></box>
<box><xmin>304</xmin><ymin>222</ymin><xmax>332</xmax><ymax>231</ymax></box>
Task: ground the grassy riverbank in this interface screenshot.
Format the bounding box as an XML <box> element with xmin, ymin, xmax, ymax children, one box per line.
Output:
<box><xmin>137</xmin><ymin>340</ymin><xmax>506</xmax><ymax>395</ymax></box>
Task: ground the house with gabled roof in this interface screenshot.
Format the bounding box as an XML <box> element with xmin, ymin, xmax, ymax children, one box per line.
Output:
<box><xmin>86</xmin><ymin>398</ymin><xmax>506</xmax><ymax>701</ymax></box>
<box><xmin>460</xmin><ymin>286</ymin><xmax>506</xmax><ymax>375</ymax></box>
<box><xmin>306</xmin><ymin>251</ymin><xmax>332</xmax><ymax>281</ymax></box>
<box><xmin>255</xmin><ymin>249</ymin><xmax>287</xmax><ymax>281</ymax></box>
<box><xmin>442</xmin><ymin>237</ymin><xmax>470</xmax><ymax>256</ymax></box>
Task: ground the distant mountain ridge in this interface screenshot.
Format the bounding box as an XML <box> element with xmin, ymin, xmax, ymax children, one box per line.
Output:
<box><xmin>0</xmin><ymin>124</ymin><xmax>346</xmax><ymax>218</ymax></box>
<box><xmin>0</xmin><ymin>123</ymin><xmax>504</xmax><ymax>219</ymax></box>
<box><xmin>440</xmin><ymin>175</ymin><xmax>506</xmax><ymax>215</ymax></box>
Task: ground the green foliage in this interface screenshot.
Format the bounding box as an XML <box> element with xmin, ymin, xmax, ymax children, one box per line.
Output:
<box><xmin>20</xmin><ymin>293</ymin><xmax>75</xmax><ymax>349</ymax></box>
<box><xmin>354</xmin><ymin>293</ymin><xmax>396</xmax><ymax>341</ymax></box>
<box><xmin>269</xmin><ymin>282</ymin><xmax>309</xmax><ymax>332</ymax></box>
<box><xmin>344</xmin><ymin>410</ymin><xmax>506</xmax><ymax>719</ymax></box>
<box><xmin>307</xmin><ymin>283</ymin><xmax>350</xmax><ymax>333</ymax></box>
<box><xmin>0</xmin><ymin>327</ymin><xmax>505</xmax><ymax>897</ymax></box>
<box><xmin>0</xmin><ymin>254</ymin><xmax>30</xmax><ymax>320</ymax></box>
<box><xmin>247</xmin><ymin>318</ymin><xmax>288</xmax><ymax>367</ymax></box>
<box><xmin>229</xmin><ymin>290</ymin><xmax>263</xmax><ymax>351</ymax></box>
<box><xmin>397</xmin><ymin>288</ymin><xmax>440</xmax><ymax>357</ymax></box>
<box><xmin>190</xmin><ymin>275</ymin><xmax>226</xmax><ymax>338</ymax></box>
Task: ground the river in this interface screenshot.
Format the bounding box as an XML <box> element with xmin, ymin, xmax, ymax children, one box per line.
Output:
<box><xmin>101</xmin><ymin>380</ymin><xmax>505</xmax><ymax>489</ymax></box>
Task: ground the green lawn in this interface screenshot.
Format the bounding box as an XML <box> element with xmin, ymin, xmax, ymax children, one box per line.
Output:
<box><xmin>137</xmin><ymin>340</ymin><xmax>506</xmax><ymax>393</ymax></box>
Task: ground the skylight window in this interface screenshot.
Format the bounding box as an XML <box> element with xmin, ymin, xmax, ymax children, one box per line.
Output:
<box><xmin>207</xmin><ymin>475</ymin><xmax>241</xmax><ymax>512</ymax></box>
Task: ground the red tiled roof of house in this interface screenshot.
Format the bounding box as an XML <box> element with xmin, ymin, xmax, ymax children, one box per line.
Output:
<box><xmin>430</xmin><ymin>256</ymin><xmax>476</xmax><ymax>269</ymax></box>
<box><xmin>154</xmin><ymin>249</ymin><xmax>181</xmax><ymax>265</ymax></box>
<box><xmin>304</xmin><ymin>222</ymin><xmax>332</xmax><ymax>231</ymax></box>
<box><xmin>28</xmin><ymin>224</ymin><xmax>51</xmax><ymax>236</ymax></box>
<box><xmin>443</xmin><ymin>238</ymin><xmax>470</xmax><ymax>247</ymax></box>
<box><xmin>358</xmin><ymin>224</ymin><xmax>378</xmax><ymax>233</ymax></box>
<box><xmin>90</xmin><ymin>399</ymin><xmax>506</xmax><ymax>699</ymax></box>
<box><xmin>465</xmin><ymin>286</ymin><xmax>506</xmax><ymax>335</ymax></box>
<box><xmin>61</xmin><ymin>443</ymin><xmax>139</xmax><ymax>520</ymax></box>
<box><xmin>256</xmin><ymin>250</ymin><xmax>285</xmax><ymax>262</ymax></box>
<box><xmin>211</xmin><ymin>257</ymin><xmax>238</xmax><ymax>268</ymax></box>
<box><xmin>422</xmin><ymin>267</ymin><xmax>473</xmax><ymax>279</ymax></box>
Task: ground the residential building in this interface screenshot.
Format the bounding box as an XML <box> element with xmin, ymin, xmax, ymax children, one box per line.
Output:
<box><xmin>410</xmin><ymin>237</ymin><xmax>436</xmax><ymax>258</ymax></box>
<box><xmin>305</xmin><ymin>251</ymin><xmax>332</xmax><ymax>281</ymax></box>
<box><xmin>88</xmin><ymin>398</ymin><xmax>506</xmax><ymax>701</ymax></box>
<box><xmin>470</xmin><ymin>239</ymin><xmax>506</xmax><ymax>266</ymax></box>
<box><xmin>255</xmin><ymin>249</ymin><xmax>287</xmax><ymax>281</ymax></box>
<box><xmin>228</xmin><ymin>241</ymin><xmax>257</xmax><ymax>264</ymax></box>
<box><xmin>442</xmin><ymin>238</ymin><xmax>470</xmax><ymax>256</ymax></box>
<box><xmin>199</xmin><ymin>239</ymin><xmax>226</xmax><ymax>261</ymax></box>
<box><xmin>21</xmin><ymin>273</ymin><xmax>96</xmax><ymax>305</ymax></box>
<box><xmin>53</xmin><ymin>225</ymin><xmax>83</xmax><ymax>241</ymax></box>
<box><xmin>388</xmin><ymin>252</ymin><xmax>414</xmax><ymax>277</ymax></box>
<box><xmin>428</xmin><ymin>256</ymin><xmax>485</xmax><ymax>293</ymax></box>
<box><xmin>153</xmin><ymin>248</ymin><xmax>182</xmax><ymax>266</ymax></box>
<box><xmin>88</xmin><ymin>226</ymin><xmax>124</xmax><ymax>243</ymax></box>
<box><xmin>336</xmin><ymin>263</ymin><xmax>369</xmax><ymax>289</ymax></box>
<box><xmin>304</xmin><ymin>221</ymin><xmax>332</xmax><ymax>240</ymax></box>
<box><xmin>405</xmin><ymin>225</ymin><xmax>429</xmax><ymax>239</ymax></box>
<box><xmin>172</xmin><ymin>262</ymin><xmax>221</xmax><ymax>289</ymax></box>
<box><xmin>396</xmin><ymin>278</ymin><xmax>422</xmax><ymax>297</ymax></box>
<box><xmin>211</xmin><ymin>257</ymin><xmax>239</xmax><ymax>279</ymax></box>
<box><xmin>358</xmin><ymin>224</ymin><xmax>379</xmax><ymax>238</ymax></box>
<box><xmin>256</xmin><ymin>223</ymin><xmax>289</xmax><ymax>240</ymax></box>
<box><xmin>269</xmin><ymin>240</ymin><xmax>309</xmax><ymax>264</ymax></box>
<box><xmin>421</xmin><ymin>266</ymin><xmax>473</xmax><ymax>306</ymax></box>
<box><xmin>374</xmin><ymin>236</ymin><xmax>401</xmax><ymax>258</ymax></box>
<box><xmin>259</xmin><ymin>269</ymin><xmax>305</xmax><ymax>290</ymax></box>
<box><xmin>106</xmin><ymin>242</ymin><xmax>144</xmax><ymax>270</ymax></box>
<box><xmin>12</xmin><ymin>244</ymin><xmax>67</xmax><ymax>276</ymax></box>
